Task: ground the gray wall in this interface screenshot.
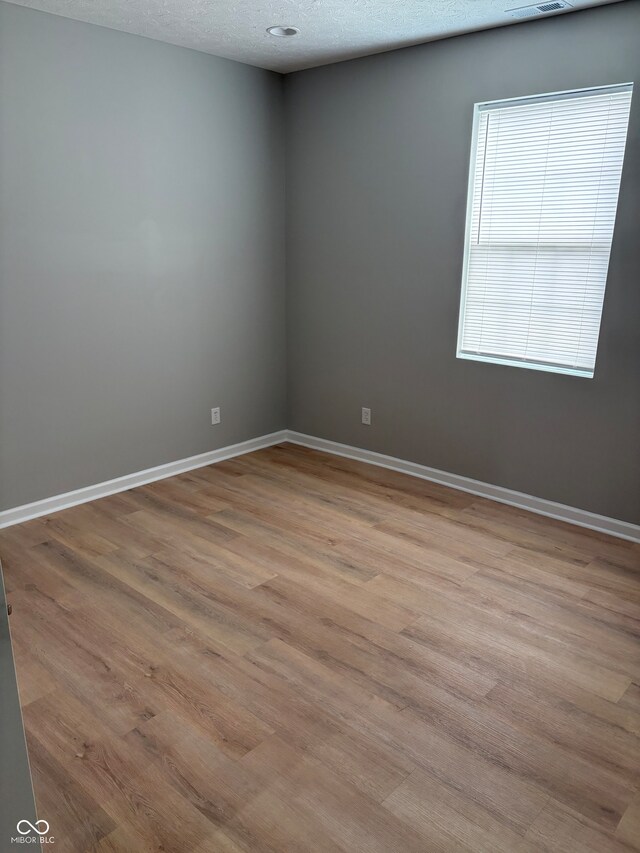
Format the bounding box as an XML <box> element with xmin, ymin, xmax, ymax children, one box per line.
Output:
<box><xmin>0</xmin><ymin>2</ymin><xmax>286</xmax><ymax>511</ymax></box>
<box><xmin>1</xmin><ymin>2</ymin><xmax>638</xmax><ymax>524</ymax></box>
<box><xmin>285</xmin><ymin>2</ymin><xmax>640</xmax><ymax>524</ymax></box>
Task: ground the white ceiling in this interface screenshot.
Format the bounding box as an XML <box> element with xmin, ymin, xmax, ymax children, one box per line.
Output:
<box><xmin>4</xmin><ymin>0</ymin><xmax>618</xmax><ymax>72</ymax></box>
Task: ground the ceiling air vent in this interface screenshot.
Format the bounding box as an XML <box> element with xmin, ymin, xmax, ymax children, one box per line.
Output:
<box><xmin>507</xmin><ymin>0</ymin><xmax>572</xmax><ymax>18</ymax></box>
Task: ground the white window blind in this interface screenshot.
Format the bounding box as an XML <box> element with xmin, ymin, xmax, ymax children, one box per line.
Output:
<box><xmin>457</xmin><ymin>83</ymin><xmax>633</xmax><ymax>378</ymax></box>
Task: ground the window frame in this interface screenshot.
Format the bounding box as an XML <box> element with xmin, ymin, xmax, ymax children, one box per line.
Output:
<box><xmin>456</xmin><ymin>83</ymin><xmax>633</xmax><ymax>379</ymax></box>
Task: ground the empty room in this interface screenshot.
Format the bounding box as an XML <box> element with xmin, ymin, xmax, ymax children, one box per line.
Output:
<box><xmin>0</xmin><ymin>0</ymin><xmax>639</xmax><ymax>849</ymax></box>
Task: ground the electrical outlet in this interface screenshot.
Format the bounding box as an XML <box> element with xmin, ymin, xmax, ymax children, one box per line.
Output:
<box><xmin>361</xmin><ymin>407</ymin><xmax>371</xmax><ymax>425</ymax></box>
<box><xmin>211</xmin><ymin>407</ymin><xmax>221</xmax><ymax>425</ymax></box>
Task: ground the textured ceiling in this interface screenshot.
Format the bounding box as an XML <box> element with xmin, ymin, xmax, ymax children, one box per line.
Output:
<box><xmin>3</xmin><ymin>0</ymin><xmax>618</xmax><ymax>72</ymax></box>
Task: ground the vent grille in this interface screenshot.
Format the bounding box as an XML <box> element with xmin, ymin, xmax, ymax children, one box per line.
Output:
<box><xmin>507</xmin><ymin>0</ymin><xmax>572</xmax><ymax>17</ymax></box>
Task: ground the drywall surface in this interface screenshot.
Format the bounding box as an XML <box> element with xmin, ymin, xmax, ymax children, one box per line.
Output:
<box><xmin>285</xmin><ymin>2</ymin><xmax>640</xmax><ymax>523</ymax></box>
<box><xmin>0</xmin><ymin>2</ymin><xmax>286</xmax><ymax>510</ymax></box>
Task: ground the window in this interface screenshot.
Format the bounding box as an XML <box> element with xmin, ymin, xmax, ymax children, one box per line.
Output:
<box><xmin>457</xmin><ymin>83</ymin><xmax>633</xmax><ymax>378</ymax></box>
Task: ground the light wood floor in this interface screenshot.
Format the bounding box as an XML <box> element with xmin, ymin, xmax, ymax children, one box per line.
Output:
<box><xmin>2</xmin><ymin>443</ymin><xmax>640</xmax><ymax>853</ymax></box>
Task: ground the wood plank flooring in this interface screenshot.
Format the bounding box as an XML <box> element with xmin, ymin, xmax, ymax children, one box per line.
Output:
<box><xmin>1</xmin><ymin>442</ymin><xmax>639</xmax><ymax>852</ymax></box>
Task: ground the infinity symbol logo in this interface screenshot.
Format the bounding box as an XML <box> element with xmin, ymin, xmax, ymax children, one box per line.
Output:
<box><xmin>16</xmin><ymin>820</ymin><xmax>50</xmax><ymax>835</ymax></box>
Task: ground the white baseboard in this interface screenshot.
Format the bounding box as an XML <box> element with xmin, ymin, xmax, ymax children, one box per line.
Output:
<box><xmin>0</xmin><ymin>430</ymin><xmax>287</xmax><ymax>529</ymax></box>
<box><xmin>286</xmin><ymin>431</ymin><xmax>640</xmax><ymax>544</ymax></box>
<box><xmin>1</xmin><ymin>427</ymin><xmax>638</xmax><ymax>544</ymax></box>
